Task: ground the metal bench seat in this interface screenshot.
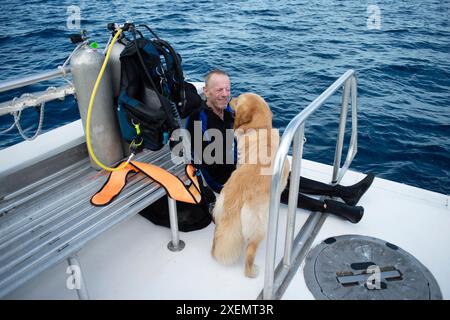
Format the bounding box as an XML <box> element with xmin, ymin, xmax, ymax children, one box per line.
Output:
<box><xmin>0</xmin><ymin>145</ymin><xmax>185</xmax><ymax>298</ymax></box>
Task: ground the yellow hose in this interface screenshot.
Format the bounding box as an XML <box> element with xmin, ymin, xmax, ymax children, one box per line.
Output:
<box><xmin>85</xmin><ymin>28</ymin><xmax>129</xmax><ymax>172</ymax></box>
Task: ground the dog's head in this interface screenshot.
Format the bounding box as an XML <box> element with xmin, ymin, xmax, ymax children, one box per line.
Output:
<box><xmin>230</xmin><ymin>93</ymin><xmax>273</xmax><ymax>131</ymax></box>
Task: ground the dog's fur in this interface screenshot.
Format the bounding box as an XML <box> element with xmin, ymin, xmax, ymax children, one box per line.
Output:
<box><xmin>211</xmin><ymin>93</ymin><xmax>289</xmax><ymax>278</ymax></box>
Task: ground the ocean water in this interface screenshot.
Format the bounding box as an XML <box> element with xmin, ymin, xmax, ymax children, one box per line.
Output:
<box><xmin>0</xmin><ymin>0</ymin><xmax>449</xmax><ymax>195</ymax></box>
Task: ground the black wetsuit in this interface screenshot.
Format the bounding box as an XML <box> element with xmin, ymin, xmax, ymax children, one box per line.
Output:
<box><xmin>186</xmin><ymin>100</ymin><xmax>236</xmax><ymax>193</ymax></box>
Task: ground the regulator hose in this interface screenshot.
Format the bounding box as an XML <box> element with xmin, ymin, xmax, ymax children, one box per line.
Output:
<box><xmin>85</xmin><ymin>28</ymin><xmax>133</xmax><ymax>172</ymax></box>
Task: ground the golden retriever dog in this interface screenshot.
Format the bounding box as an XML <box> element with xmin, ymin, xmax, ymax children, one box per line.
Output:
<box><xmin>211</xmin><ymin>93</ymin><xmax>290</xmax><ymax>278</ymax></box>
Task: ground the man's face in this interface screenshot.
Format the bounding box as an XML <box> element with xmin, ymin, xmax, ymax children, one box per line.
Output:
<box><xmin>204</xmin><ymin>74</ymin><xmax>231</xmax><ymax>110</ymax></box>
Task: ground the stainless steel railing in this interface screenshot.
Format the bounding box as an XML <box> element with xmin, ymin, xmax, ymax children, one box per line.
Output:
<box><xmin>262</xmin><ymin>69</ymin><xmax>358</xmax><ymax>299</ymax></box>
<box><xmin>0</xmin><ymin>67</ymin><xmax>74</xmax><ymax>117</ymax></box>
<box><xmin>0</xmin><ymin>66</ymin><xmax>71</xmax><ymax>93</ymax></box>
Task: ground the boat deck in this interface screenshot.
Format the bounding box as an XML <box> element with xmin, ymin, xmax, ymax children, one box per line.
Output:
<box><xmin>5</xmin><ymin>158</ymin><xmax>449</xmax><ymax>300</ymax></box>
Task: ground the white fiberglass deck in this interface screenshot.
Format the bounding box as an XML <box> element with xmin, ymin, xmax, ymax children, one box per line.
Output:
<box><xmin>5</xmin><ymin>159</ymin><xmax>449</xmax><ymax>300</ymax></box>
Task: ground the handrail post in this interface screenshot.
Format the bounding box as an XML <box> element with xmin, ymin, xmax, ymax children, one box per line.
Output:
<box><xmin>349</xmin><ymin>75</ymin><xmax>358</xmax><ymax>157</ymax></box>
<box><xmin>332</xmin><ymin>78</ymin><xmax>351</xmax><ymax>183</ymax></box>
<box><xmin>337</xmin><ymin>75</ymin><xmax>359</xmax><ymax>182</ymax></box>
<box><xmin>283</xmin><ymin>123</ymin><xmax>305</xmax><ymax>267</ymax></box>
<box><xmin>263</xmin><ymin>164</ymin><xmax>285</xmax><ymax>299</ymax></box>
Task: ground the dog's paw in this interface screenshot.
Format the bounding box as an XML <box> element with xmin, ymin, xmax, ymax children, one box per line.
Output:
<box><xmin>245</xmin><ymin>264</ymin><xmax>259</xmax><ymax>278</ymax></box>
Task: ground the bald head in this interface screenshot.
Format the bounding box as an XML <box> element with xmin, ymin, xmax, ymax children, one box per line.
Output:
<box><xmin>204</xmin><ymin>70</ymin><xmax>231</xmax><ymax>114</ymax></box>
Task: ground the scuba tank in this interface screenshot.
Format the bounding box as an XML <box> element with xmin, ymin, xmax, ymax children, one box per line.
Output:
<box><xmin>107</xmin><ymin>40</ymin><xmax>129</xmax><ymax>156</ymax></box>
<box><xmin>109</xmin><ymin>41</ymin><xmax>125</xmax><ymax>98</ymax></box>
<box><xmin>71</xmin><ymin>42</ymin><xmax>124</xmax><ymax>170</ymax></box>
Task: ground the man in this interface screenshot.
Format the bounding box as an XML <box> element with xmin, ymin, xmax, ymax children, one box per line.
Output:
<box><xmin>186</xmin><ymin>69</ymin><xmax>236</xmax><ymax>193</ymax></box>
<box><xmin>186</xmin><ymin>69</ymin><xmax>374</xmax><ymax>223</ymax></box>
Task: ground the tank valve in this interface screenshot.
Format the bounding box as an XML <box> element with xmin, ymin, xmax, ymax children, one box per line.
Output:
<box><xmin>69</xmin><ymin>30</ymin><xmax>87</xmax><ymax>44</ymax></box>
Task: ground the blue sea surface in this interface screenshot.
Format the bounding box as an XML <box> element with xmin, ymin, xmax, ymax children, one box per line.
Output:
<box><xmin>0</xmin><ymin>0</ymin><xmax>449</xmax><ymax>195</ymax></box>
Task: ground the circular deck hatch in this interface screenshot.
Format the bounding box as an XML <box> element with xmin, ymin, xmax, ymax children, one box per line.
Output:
<box><xmin>303</xmin><ymin>235</ymin><xmax>442</xmax><ymax>300</ymax></box>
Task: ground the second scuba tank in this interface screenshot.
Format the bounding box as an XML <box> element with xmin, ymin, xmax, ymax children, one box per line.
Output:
<box><xmin>108</xmin><ymin>40</ymin><xmax>130</xmax><ymax>156</ymax></box>
<box><xmin>71</xmin><ymin>43</ymin><xmax>124</xmax><ymax>170</ymax></box>
<box><xmin>109</xmin><ymin>41</ymin><xmax>125</xmax><ymax>98</ymax></box>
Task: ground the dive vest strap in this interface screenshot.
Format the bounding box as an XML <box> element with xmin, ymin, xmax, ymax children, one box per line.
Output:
<box><xmin>130</xmin><ymin>161</ymin><xmax>201</xmax><ymax>204</ymax></box>
<box><xmin>90</xmin><ymin>162</ymin><xmax>139</xmax><ymax>206</ymax></box>
<box><xmin>91</xmin><ymin>162</ymin><xmax>201</xmax><ymax>207</ymax></box>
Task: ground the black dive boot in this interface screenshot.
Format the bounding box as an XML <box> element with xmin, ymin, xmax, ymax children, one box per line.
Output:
<box><xmin>323</xmin><ymin>199</ymin><xmax>364</xmax><ymax>224</ymax></box>
<box><xmin>336</xmin><ymin>173</ymin><xmax>375</xmax><ymax>206</ymax></box>
<box><xmin>298</xmin><ymin>174</ymin><xmax>375</xmax><ymax>206</ymax></box>
<box><xmin>280</xmin><ymin>190</ymin><xmax>364</xmax><ymax>224</ymax></box>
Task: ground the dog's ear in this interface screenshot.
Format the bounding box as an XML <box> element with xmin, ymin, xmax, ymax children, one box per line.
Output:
<box><xmin>229</xmin><ymin>97</ymin><xmax>238</xmax><ymax>111</ymax></box>
<box><xmin>234</xmin><ymin>103</ymin><xmax>254</xmax><ymax>129</ymax></box>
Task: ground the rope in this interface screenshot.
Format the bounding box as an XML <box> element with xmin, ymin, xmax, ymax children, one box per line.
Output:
<box><xmin>13</xmin><ymin>100</ymin><xmax>45</xmax><ymax>141</ymax></box>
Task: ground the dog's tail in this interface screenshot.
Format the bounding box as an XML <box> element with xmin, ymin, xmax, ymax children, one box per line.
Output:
<box><xmin>212</xmin><ymin>208</ymin><xmax>244</xmax><ymax>265</ymax></box>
